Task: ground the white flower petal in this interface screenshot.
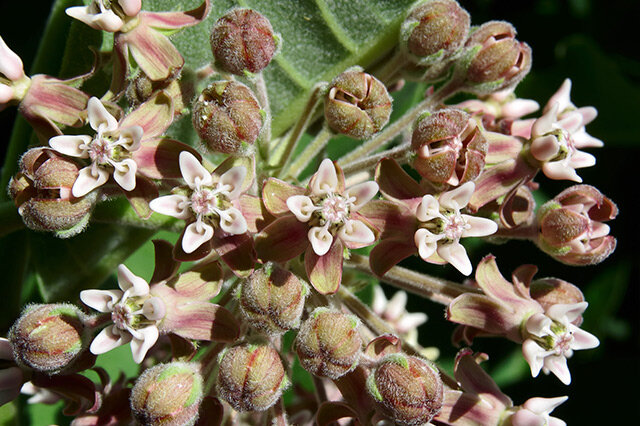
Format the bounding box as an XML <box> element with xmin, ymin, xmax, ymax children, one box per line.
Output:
<box><xmin>218</xmin><ymin>166</ymin><xmax>247</xmax><ymax>200</ymax></box>
<box><xmin>338</xmin><ymin>219</ymin><xmax>375</xmax><ymax>246</ymax></box>
<box><xmin>414</xmin><ymin>228</ymin><xmax>439</xmax><ymax>261</ymax></box>
<box><xmin>117</xmin><ymin>264</ymin><xmax>149</xmax><ymax>297</ymax></box>
<box><xmin>72</xmin><ymin>166</ymin><xmax>110</xmax><ymax>197</ymax></box>
<box><xmin>439</xmin><ymin>182</ymin><xmax>475</xmax><ymax>211</ymax></box>
<box><xmin>461</xmin><ymin>215</ymin><xmax>498</xmax><ymax>238</ymax></box>
<box><xmin>522</xmin><ymin>339</ymin><xmax>545</xmax><ymax>377</ymax></box>
<box><xmin>112</xmin><ymin>158</ymin><xmax>137</xmax><ymax>192</ymax></box>
<box><xmin>142</xmin><ymin>297</ymin><xmax>166</xmax><ymax>321</ymax></box>
<box><xmin>149</xmin><ymin>194</ymin><xmax>191</xmax><ymax>220</ymax></box>
<box><xmin>130</xmin><ymin>326</ymin><xmax>159</xmax><ymax>364</ymax></box>
<box><xmin>179</xmin><ymin>151</ymin><xmax>212</xmax><ymax>188</ymax></box>
<box><xmin>545</xmin><ymin>79</ymin><xmax>572</xmax><ymax>114</ymax></box>
<box><xmin>119</xmin><ymin>0</ymin><xmax>142</xmax><ymax>17</ymax></box>
<box><xmin>542</xmin><ymin>161</ymin><xmax>582</xmax><ymax>183</ymax></box>
<box><xmin>311</xmin><ymin>159</ymin><xmax>338</xmax><ymax>195</ymax></box>
<box><xmin>80</xmin><ymin>289</ymin><xmax>123</xmax><ymax>313</ymax></box>
<box><xmin>116</xmin><ymin>126</ymin><xmax>143</xmax><ymax>152</ymax></box>
<box><xmin>87</xmin><ymin>97</ymin><xmax>118</xmax><ymax>133</ymax></box>
<box><xmin>546</xmin><ymin>302</ymin><xmax>587</xmax><ymax>324</ymax></box>
<box><xmin>287</xmin><ymin>195</ymin><xmax>316</xmax><ymax>222</ymax></box>
<box><xmin>308</xmin><ymin>226</ymin><xmax>333</xmax><ymax>256</ymax></box>
<box><xmin>49</xmin><ymin>135</ymin><xmax>92</xmax><ymax>158</ymax></box>
<box><xmin>543</xmin><ymin>354</ymin><xmax>571</xmax><ymax>385</ymax></box>
<box><xmin>415</xmin><ymin>195</ymin><xmax>441</xmax><ymax>222</ymax></box>
<box><xmin>557</xmin><ymin>110</ymin><xmax>584</xmax><ymax>133</ymax></box>
<box><xmin>89</xmin><ymin>326</ymin><xmax>132</xmax><ymax>355</ymax></box>
<box><xmin>0</xmin><ymin>36</ymin><xmax>24</xmax><ymax>81</ymax></box>
<box><xmin>372</xmin><ymin>286</ymin><xmax>388</xmax><ymax>315</ymax></box>
<box><xmin>502</xmin><ymin>99</ymin><xmax>539</xmax><ymax>119</ymax></box>
<box><xmin>386</xmin><ymin>291</ymin><xmax>408</xmax><ymax>321</ymax></box>
<box><xmin>510</xmin><ymin>408</ymin><xmax>546</xmax><ymax>426</ymax></box>
<box><xmin>438</xmin><ymin>241</ymin><xmax>472</xmax><ymax>276</ymax></box>
<box><xmin>569</xmin><ymin>150</ymin><xmax>596</xmax><ymax>169</ymax></box>
<box><xmin>522</xmin><ymin>396</ymin><xmax>568</xmax><ymax>415</ymax></box>
<box><xmin>568</xmin><ymin>327</ymin><xmax>600</xmax><ymax>351</ymax></box>
<box><xmin>532</xmin><ymin>103</ymin><xmax>559</xmax><ymax>137</ymax></box>
<box><xmin>397</xmin><ymin>312</ymin><xmax>428</xmax><ymax>332</ymax></box>
<box><xmin>0</xmin><ymin>84</ymin><xmax>14</xmax><ymax>104</ymax></box>
<box><xmin>345</xmin><ymin>181</ymin><xmax>378</xmax><ymax>210</ymax></box>
<box><xmin>182</xmin><ymin>222</ymin><xmax>214</xmax><ymax>253</ymax></box>
<box><xmin>525</xmin><ymin>313</ymin><xmax>552</xmax><ymax>337</ymax></box>
<box><xmin>573</xmin><ymin>130</ymin><xmax>603</xmax><ymax>148</ymax></box>
<box><xmin>218</xmin><ymin>207</ymin><xmax>248</xmax><ymax>235</ymax></box>
<box><xmin>530</xmin><ymin>134</ymin><xmax>560</xmax><ymax>162</ymax></box>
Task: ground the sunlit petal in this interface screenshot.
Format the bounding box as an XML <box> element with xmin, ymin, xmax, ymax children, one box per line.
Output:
<box><xmin>182</xmin><ymin>222</ymin><xmax>214</xmax><ymax>253</ymax></box>
<box><xmin>72</xmin><ymin>166</ymin><xmax>109</xmax><ymax>197</ymax></box>
<box><xmin>310</xmin><ymin>159</ymin><xmax>338</xmax><ymax>195</ymax></box>
<box><xmin>308</xmin><ymin>226</ymin><xmax>333</xmax><ymax>256</ymax></box>
<box><xmin>87</xmin><ymin>97</ymin><xmax>118</xmax><ymax>132</ymax></box>
<box><xmin>149</xmin><ymin>194</ymin><xmax>191</xmax><ymax>220</ymax></box>
<box><xmin>218</xmin><ymin>166</ymin><xmax>247</xmax><ymax>200</ymax></box>
<box><xmin>89</xmin><ymin>326</ymin><xmax>131</xmax><ymax>355</ymax></box>
<box><xmin>179</xmin><ymin>151</ymin><xmax>212</xmax><ymax>188</ymax></box>
<box><xmin>286</xmin><ymin>195</ymin><xmax>316</xmax><ymax>222</ymax></box>
<box><xmin>218</xmin><ymin>207</ymin><xmax>248</xmax><ymax>235</ymax></box>
<box><xmin>80</xmin><ymin>289</ymin><xmax>123</xmax><ymax>313</ymax></box>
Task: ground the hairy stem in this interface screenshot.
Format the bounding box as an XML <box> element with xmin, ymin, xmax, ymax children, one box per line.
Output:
<box><xmin>284</xmin><ymin>126</ymin><xmax>333</xmax><ymax>181</ymax></box>
<box><xmin>254</xmin><ymin>72</ymin><xmax>272</xmax><ymax>159</ymax></box>
<box><xmin>341</xmin><ymin>141</ymin><xmax>411</xmax><ymax>176</ymax></box>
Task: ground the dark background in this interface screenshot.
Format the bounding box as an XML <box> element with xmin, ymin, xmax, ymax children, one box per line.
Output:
<box><xmin>1</xmin><ymin>0</ymin><xmax>638</xmax><ymax>424</ymax></box>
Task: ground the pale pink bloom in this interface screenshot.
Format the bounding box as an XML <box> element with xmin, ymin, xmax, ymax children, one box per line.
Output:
<box><xmin>149</xmin><ymin>151</ymin><xmax>248</xmax><ymax>254</ymax></box>
<box><xmin>286</xmin><ymin>159</ymin><xmax>378</xmax><ymax>256</ymax></box>
<box><xmin>80</xmin><ymin>265</ymin><xmax>165</xmax><ymax>363</ymax></box>
<box><xmin>509</xmin><ymin>396</ymin><xmax>568</xmax><ymax>426</ymax></box>
<box><xmin>372</xmin><ymin>286</ymin><xmax>427</xmax><ymax>344</ymax></box>
<box><xmin>522</xmin><ymin>302</ymin><xmax>599</xmax><ymax>385</ymax></box>
<box><xmin>413</xmin><ymin>182</ymin><xmax>497</xmax><ymax>275</ymax></box>
<box><xmin>0</xmin><ymin>36</ymin><xmax>27</xmax><ymax>108</ymax></box>
<box><xmin>530</xmin><ymin>79</ymin><xmax>601</xmax><ymax>182</ymax></box>
<box><xmin>66</xmin><ymin>0</ymin><xmax>141</xmax><ymax>33</ymax></box>
<box><xmin>49</xmin><ymin>97</ymin><xmax>143</xmax><ymax>197</ymax></box>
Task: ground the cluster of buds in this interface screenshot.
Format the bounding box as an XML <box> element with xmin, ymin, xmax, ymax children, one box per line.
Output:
<box><xmin>0</xmin><ymin>1</ymin><xmax>618</xmax><ymax>425</ymax></box>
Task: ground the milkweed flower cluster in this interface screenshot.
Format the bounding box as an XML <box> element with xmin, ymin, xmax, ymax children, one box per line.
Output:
<box><xmin>0</xmin><ymin>1</ymin><xmax>617</xmax><ymax>424</ymax></box>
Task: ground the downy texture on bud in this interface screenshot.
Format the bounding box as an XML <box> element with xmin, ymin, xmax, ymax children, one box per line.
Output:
<box><xmin>217</xmin><ymin>343</ymin><xmax>288</xmax><ymax>412</ymax></box>
<box><xmin>9</xmin><ymin>148</ymin><xmax>95</xmax><ymax>238</ymax></box>
<box><xmin>239</xmin><ymin>264</ymin><xmax>307</xmax><ymax>335</ymax></box>
<box><xmin>210</xmin><ymin>8</ymin><xmax>277</xmax><ymax>75</ymax></box>
<box><xmin>366</xmin><ymin>353</ymin><xmax>444</xmax><ymax>426</ymax></box>
<box><xmin>295</xmin><ymin>308</ymin><xmax>362</xmax><ymax>379</ymax></box>
<box><xmin>463</xmin><ymin>21</ymin><xmax>532</xmax><ymax>94</ymax></box>
<box><xmin>192</xmin><ymin>80</ymin><xmax>263</xmax><ymax>154</ymax></box>
<box><xmin>411</xmin><ymin>108</ymin><xmax>488</xmax><ymax>185</ymax></box>
<box><xmin>8</xmin><ymin>303</ymin><xmax>89</xmax><ymax>374</ymax></box>
<box><xmin>324</xmin><ymin>69</ymin><xmax>392</xmax><ymax>140</ymax></box>
<box><xmin>400</xmin><ymin>0</ymin><xmax>470</xmax><ymax>64</ymax></box>
<box><xmin>130</xmin><ymin>361</ymin><xmax>204</xmax><ymax>426</ymax></box>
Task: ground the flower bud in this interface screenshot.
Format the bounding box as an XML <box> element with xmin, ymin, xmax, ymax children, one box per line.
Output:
<box><xmin>411</xmin><ymin>108</ymin><xmax>488</xmax><ymax>185</ymax></box>
<box><xmin>530</xmin><ymin>278</ymin><xmax>585</xmax><ymax>323</ymax></box>
<box><xmin>463</xmin><ymin>21</ymin><xmax>532</xmax><ymax>94</ymax></box>
<box><xmin>217</xmin><ymin>343</ymin><xmax>288</xmax><ymax>412</ymax></box>
<box><xmin>400</xmin><ymin>0</ymin><xmax>470</xmax><ymax>64</ymax></box>
<box><xmin>239</xmin><ymin>264</ymin><xmax>308</xmax><ymax>335</ymax></box>
<box><xmin>366</xmin><ymin>354</ymin><xmax>443</xmax><ymax>426</ymax></box>
<box><xmin>210</xmin><ymin>8</ymin><xmax>277</xmax><ymax>75</ymax></box>
<box><xmin>324</xmin><ymin>69</ymin><xmax>392</xmax><ymax>140</ymax></box>
<box><xmin>192</xmin><ymin>80</ymin><xmax>263</xmax><ymax>154</ymax></box>
<box><xmin>537</xmin><ymin>185</ymin><xmax>617</xmax><ymax>265</ymax></box>
<box><xmin>8</xmin><ymin>303</ymin><xmax>89</xmax><ymax>374</ymax></box>
<box><xmin>9</xmin><ymin>148</ymin><xmax>95</xmax><ymax>238</ymax></box>
<box><xmin>130</xmin><ymin>362</ymin><xmax>204</xmax><ymax>426</ymax></box>
<box><xmin>295</xmin><ymin>308</ymin><xmax>362</xmax><ymax>379</ymax></box>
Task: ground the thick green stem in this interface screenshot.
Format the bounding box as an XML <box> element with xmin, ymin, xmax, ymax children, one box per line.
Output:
<box><xmin>345</xmin><ymin>254</ymin><xmax>480</xmax><ymax>306</ymax></box>
<box><xmin>284</xmin><ymin>126</ymin><xmax>333</xmax><ymax>180</ymax></box>
<box><xmin>254</xmin><ymin>72</ymin><xmax>272</xmax><ymax>159</ymax></box>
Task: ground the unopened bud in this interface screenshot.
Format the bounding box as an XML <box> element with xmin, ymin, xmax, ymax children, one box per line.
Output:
<box><xmin>8</xmin><ymin>303</ymin><xmax>89</xmax><ymax>374</ymax></box>
<box><xmin>400</xmin><ymin>0</ymin><xmax>470</xmax><ymax>64</ymax></box>
<box><xmin>295</xmin><ymin>308</ymin><xmax>362</xmax><ymax>379</ymax></box>
<box><xmin>217</xmin><ymin>343</ymin><xmax>288</xmax><ymax>412</ymax></box>
<box><xmin>192</xmin><ymin>80</ymin><xmax>263</xmax><ymax>154</ymax></box>
<box><xmin>9</xmin><ymin>148</ymin><xmax>95</xmax><ymax>238</ymax></box>
<box><xmin>130</xmin><ymin>361</ymin><xmax>203</xmax><ymax>426</ymax></box>
<box><xmin>210</xmin><ymin>8</ymin><xmax>277</xmax><ymax>75</ymax></box>
<box><xmin>411</xmin><ymin>108</ymin><xmax>487</xmax><ymax>185</ymax></box>
<box><xmin>366</xmin><ymin>354</ymin><xmax>443</xmax><ymax>426</ymax></box>
<box><xmin>463</xmin><ymin>21</ymin><xmax>532</xmax><ymax>94</ymax></box>
<box><xmin>530</xmin><ymin>278</ymin><xmax>585</xmax><ymax>324</ymax></box>
<box><xmin>324</xmin><ymin>69</ymin><xmax>392</xmax><ymax>140</ymax></box>
<box><xmin>537</xmin><ymin>185</ymin><xmax>617</xmax><ymax>265</ymax></box>
<box><xmin>239</xmin><ymin>264</ymin><xmax>308</xmax><ymax>335</ymax></box>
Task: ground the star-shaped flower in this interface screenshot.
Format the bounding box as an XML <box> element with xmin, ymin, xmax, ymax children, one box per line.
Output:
<box><xmin>66</xmin><ymin>0</ymin><xmax>141</xmax><ymax>33</ymax></box>
<box><xmin>80</xmin><ymin>265</ymin><xmax>165</xmax><ymax>363</ymax></box>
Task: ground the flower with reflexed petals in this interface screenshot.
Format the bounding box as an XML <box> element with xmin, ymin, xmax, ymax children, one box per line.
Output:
<box><xmin>522</xmin><ymin>302</ymin><xmax>599</xmax><ymax>385</ymax></box>
<box><xmin>80</xmin><ymin>265</ymin><xmax>165</xmax><ymax>363</ymax></box>
<box><xmin>413</xmin><ymin>182</ymin><xmax>497</xmax><ymax>275</ymax></box>
<box><xmin>66</xmin><ymin>0</ymin><xmax>142</xmax><ymax>33</ymax></box>
<box><xmin>508</xmin><ymin>396</ymin><xmax>568</xmax><ymax>426</ymax></box>
<box><xmin>49</xmin><ymin>97</ymin><xmax>142</xmax><ymax>197</ymax></box>
<box><xmin>372</xmin><ymin>286</ymin><xmax>427</xmax><ymax>345</ymax></box>
<box><xmin>0</xmin><ymin>36</ymin><xmax>29</xmax><ymax>110</ymax></box>
<box><xmin>257</xmin><ymin>159</ymin><xmax>379</xmax><ymax>294</ymax></box>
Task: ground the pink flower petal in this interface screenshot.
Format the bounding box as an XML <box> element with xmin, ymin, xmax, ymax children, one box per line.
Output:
<box><xmin>119</xmin><ymin>90</ymin><xmax>173</xmax><ymax>138</ymax></box>
<box><xmin>502</xmin><ymin>99</ymin><xmax>539</xmax><ymax>118</ymax></box>
<box><xmin>569</xmin><ymin>326</ymin><xmax>599</xmax><ymax>350</ymax></box>
<box><xmin>544</xmin><ymin>354</ymin><xmax>571</xmax><ymax>385</ymax></box>
<box><xmin>415</xmin><ymin>195</ymin><xmax>441</xmax><ymax>222</ymax></box>
<box><xmin>117</xmin><ymin>264</ymin><xmax>149</xmax><ymax>297</ymax></box>
<box><xmin>439</xmin><ymin>182</ymin><xmax>475</xmax><ymax>211</ymax></box>
<box><xmin>218</xmin><ymin>166</ymin><xmax>247</xmax><ymax>200</ymax></box>
<box><xmin>0</xmin><ymin>84</ymin><xmax>13</xmax><ymax>104</ymax></box>
<box><xmin>569</xmin><ymin>150</ymin><xmax>596</xmax><ymax>169</ymax></box>
<box><xmin>532</xmin><ymin>103</ymin><xmax>558</xmax><ymax>138</ymax></box>
<box><xmin>119</xmin><ymin>0</ymin><xmax>141</xmax><ymax>16</ymax></box>
<box><xmin>546</xmin><ymin>302</ymin><xmax>587</xmax><ymax>323</ymax></box>
<box><xmin>129</xmin><ymin>326</ymin><xmax>159</xmax><ymax>364</ymax></box>
<box><xmin>525</xmin><ymin>313</ymin><xmax>552</xmax><ymax>337</ymax></box>
<box><xmin>530</xmin><ymin>134</ymin><xmax>560</xmax><ymax>161</ymax></box>
<box><xmin>345</xmin><ymin>181</ymin><xmax>378</xmax><ymax>210</ymax></box>
<box><xmin>218</xmin><ymin>207</ymin><xmax>248</xmax><ymax>235</ymax></box>
<box><xmin>522</xmin><ymin>396</ymin><xmax>568</xmax><ymax>415</ymax></box>
<box><xmin>545</xmin><ymin>79</ymin><xmax>572</xmax><ymax>114</ymax></box>
<box><xmin>461</xmin><ymin>215</ymin><xmax>498</xmax><ymax>237</ymax></box>
<box><xmin>385</xmin><ymin>291</ymin><xmax>407</xmax><ymax>321</ymax></box>
<box><xmin>510</xmin><ymin>409</ymin><xmax>546</xmax><ymax>426</ymax></box>
<box><xmin>149</xmin><ymin>194</ymin><xmax>190</xmax><ymax>220</ymax></box>
<box><xmin>414</xmin><ymin>228</ymin><xmax>439</xmax><ymax>261</ymax></box>
<box><xmin>90</xmin><ymin>326</ymin><xmax>131</xmax><ymax>355</ymax></box>
<box><xmin>182</xmin><ymin>222</ymin><xmax>214</xmax><ymax>253</ymax></box>
<box><xmin>125</xmin><ymin>24</ymin><xmax>184</xmax><ymax>81</ymax></box>
<box><xmin>49</xmin><ymin>135</ymin><xmax>92</xmax><ymax>158</ymax></box>
<box><xmin>573</xmin><ymin>130</ymin><xmax>603</xmax><ymax>149</ymax></box>
<box><xmin>309</xmin><ymin>226</ymin><xmax>334</xmax><ymax>256</ymax></box>
<box><xmin>262</xmin><ymin>178</ymin><xmax>306</xmax><ymax>216</ymax></box>
<box><xmin>142</xmin><ymin>297</ymin><xmax>166</xmax><ymax>321</ymax></box>
<box><xmin>557</xmin><ymin>110</ymin><xmax>583</xmax><ymax>133</ymax></box>
<box><xmin>310</xmin><ymin>159</ymin><xmax>338</xmax><ymax>195</ymax></box>
<box><xmin>305</xmin><ymin>239</ymin><xmax>343</xmax><ymax>295</ymax></box>
<box><xmin>116</xmin><ymin>125</ymin><xmax>143</xmax><ymax>152</ymax></box>
<box><xmin>72</xmin><ymin>166</ymin><xmax>109</xmax><ymax>197</ymax></box>
<box><xmin>438</xmin><ymin>241</ymin><xmax>472</xmax><ymax>276</ymax></box>
<box><xmin>87</xmin><ymin>97</ymin><xmax>118</xmax><ymax>133</ymax></box>
<box><xmin>338</xmin><ymin>219</ymin><xmax>375</xmax><ymax>247</ymax></box>
<box><xmin>287</xmin><ymin>195</ymin><xmax>316</xmax><ymax>222</ymax></box>
<box><xmin>80</xmin><ymin>289</ymin><xmax>123</xmax><ymax>312</ymax></box>
<box><xmin>542</xmin><ymin>161</ymin><xmax>582</xmax><ymax>182</ymax></box>
<box><xmin>112</xmin><ymin>158</ymin><xmax>138</xmax><ymax>192</ymax></box>
<box><xmin>254</xmin><ymin>215</ymin><xmax>309</xmax><ymax>263</ymax></box>
<box><xmin>0</xmin><ymin>37</ymin><xmax>24</xmax><ymax>81</ymax></box>
<box><xmin>179</xmin><ymin>151</ymin><xmax>212</xmax><ymax>188</ymax></box>
<box><xmin>397</xmin><ymin>312</ymin><xmax>428</xmax><ymax>332</ymax></box>
<box><xmin>522</xmin><ymin>339</ymin><xmax>545</xmax><ymax>377</ymax></box>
